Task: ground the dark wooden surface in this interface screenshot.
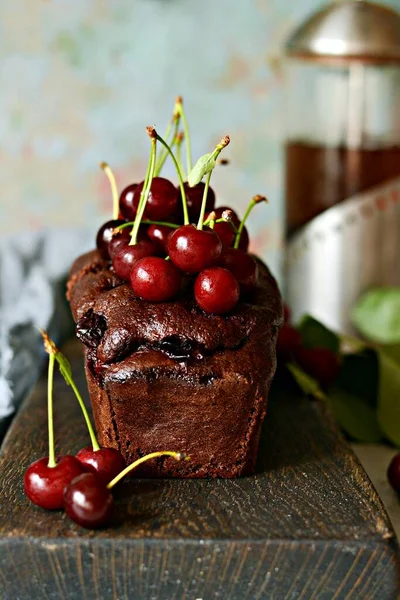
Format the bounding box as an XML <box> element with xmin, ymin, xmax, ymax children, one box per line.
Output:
<box><xmin>0</xmin><ymin>340</ymin><xmax>399</xmax><ymax>599</ymax></box>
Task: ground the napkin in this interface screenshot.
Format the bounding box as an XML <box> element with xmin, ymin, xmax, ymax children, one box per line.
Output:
<box><xmin>0</xmin><ymin>228</ymin><xmax>94</xmax><ymax>439</ymax></box>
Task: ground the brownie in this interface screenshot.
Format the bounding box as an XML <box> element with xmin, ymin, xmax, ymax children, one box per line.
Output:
<box><xmin>67</xmin><ymin>249</ymin><xmax>283</xmax><ymax>478</ymax></box>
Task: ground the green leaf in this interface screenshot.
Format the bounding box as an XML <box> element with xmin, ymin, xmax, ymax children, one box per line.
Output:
<box><xmin>287</xmin><ymin>363</ymin><xmax>326</xmax><ymax>400</ymax></box>
<box><xmin>335</xmin><ymin>350</ymin><xmax>378</xmax><ymax>407</ymax></box>
<box><xmin>328</xmin><ymin>389</ymin><xmax>383</xmax><ymax>443</ymax></box>
<box><xmin>297</xmin><ymin>315</ymin><xmax>340</xmax><ymax>353</ymax></box>
<box><xmin>381</xmin><ymin>344</ymin><xmax>400</xmax><ymax>367</ymax></box>
<box><xmin>55</xmin><ymin>352</ymin><xmax>72</xmax><ymax>385</ymax></box>
<box><xmin>352</xmin><ymin>287</ymin><xmax>400</xmax><ymax>344</ymax></box>
<box><xmin>377</xmin><ymin>349</ymin><xmax>400</xmax><ymax>447</ymax></box>
<box><xmin>187</xmin><ymin>153</ymin><xmax>216</xmax><ymax>187</ymax></box>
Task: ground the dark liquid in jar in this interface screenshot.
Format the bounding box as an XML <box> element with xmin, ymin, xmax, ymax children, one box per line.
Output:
<box><xmin>285</xmin><ymin>142</ymin><xmax>400</xmax><ymax>236</ymax></box>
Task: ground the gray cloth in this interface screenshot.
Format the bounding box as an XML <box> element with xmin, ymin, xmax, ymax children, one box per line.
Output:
<box><xmin>0</xmin><ymin>228</ymin><xmax>94</xmax><ymax>437</ymax></box>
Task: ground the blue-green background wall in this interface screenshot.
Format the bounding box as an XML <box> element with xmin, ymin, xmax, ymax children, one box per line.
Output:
<box><xmin>3</xmin><ymin>0</ymin><xmax>400</xmax><ymax>272</ymax></box>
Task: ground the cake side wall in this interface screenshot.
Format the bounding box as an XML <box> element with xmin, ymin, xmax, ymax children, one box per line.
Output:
<box><xmin>83</xmin><ymin>326</ymin><xmax>278</xmax><ymax>478</ymax></box>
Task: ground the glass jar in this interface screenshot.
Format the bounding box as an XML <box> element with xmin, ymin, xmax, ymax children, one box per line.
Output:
<box><xmin>286</xmin><ymin>60</ymin><xmax>400</xmax><ymax>237</ymax></box>
<box><xmin>284</xmin><ymin>0</ymin><xmax>400</xmax><ymax>331</ymax></box>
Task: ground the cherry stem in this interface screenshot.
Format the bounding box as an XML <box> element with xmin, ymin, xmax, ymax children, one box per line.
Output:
<box><xmin>175</xmin><ymin>132</ymin><xmax>185</xmax><ymax>178</ymax></box>
<box><xmin>106</xmin><ymin>451</ymin><xmax>187</xmax><ymax>489</ymax></box>
<box><xmin>197</xmin><ymin>171</ymin><xmax>212</xmax><ymax>230</ymax></box>
<box><xmin>202</xmin><ymin>216</ymin><xmax>230</xmax><ymax>227</ymax></box>
<box><xmin>154</xmin><ymin>113</ymin><xmax>181</xmax><ymax>177</ymax></box>
<box><xmin>207</xmin><ymin>211</ymin><xmax>216</xmax><ymax>230</ymax></box>
<box><xmin>100</xmin><ymin>162</ymin><xmax>119</xmax><ymax>221</ymax></box>
<box><xmin>228</xmin><ymin>220</ymin><xmax>239</xmax><ymax>234</ymax></box>
<box><xmin>40</xmin><ymin>330</ymin><xmax>100</xmax><ymax>453</ymax></box>
<box><xmin>176</xmin><ymin>97</ymin><xmax>192</xmax><ymax>175</ymax></box>
<box><xmin>197</xmin><ymin>136</ymin><xmax>230</xmax><ymax>230</ymax></box>
<box><xmin>47</xmin><ymin>353</ymin><xmax>56</xmax><ymax>468</ymax></box>
<box><xmin>66</xmin><ymin>374</ymin><xmax>100</xmax><ymax>452</ymax></box>
<box><xmin>161</xmin><ymin>111</ymin><xmax>175</xmax><ymax>147</ymax></box>
<box><xmin>130</xmin><ymin>132</ymin><xmax>157</xmax><ymax>246</ymax></box>
<box><xmin>154</xmin><ymin>130</ymin><xmax>189</xmax><ymax>225</ymax></box>
<box><xmin>116</xmin><ymin>219</ymin><xmax>179</xmax><ymax>232</ymax></box>
<box><xmin>234</xmin><ymin>194</ymin><xmax>267</xmax><ymax>249</ymax></box>
<box><xmin>154</xmin><ymin>98</ymin><xmax>180</xmax><ymax>174</ymax></box>
<box><xmin>128</xmin><ymin>136</ymin><xmax>154</xmax><ymax>241</ymax></box>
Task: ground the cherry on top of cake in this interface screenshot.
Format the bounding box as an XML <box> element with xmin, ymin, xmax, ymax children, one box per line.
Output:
<box><xmin>68</xmin><ymin>246</ymin><xmax>281</xmax><ymax>365</ymax></box>
<box><xmin>95</xmin><ymin>97</ymin><xmax>271</xmax><ymax>317</ymax></box>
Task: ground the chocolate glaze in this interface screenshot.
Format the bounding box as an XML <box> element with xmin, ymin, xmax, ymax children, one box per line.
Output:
<box><xmin>68</xmin><ymin>249</ymin><xmax>283</xmax><ymax>478</ymax></box>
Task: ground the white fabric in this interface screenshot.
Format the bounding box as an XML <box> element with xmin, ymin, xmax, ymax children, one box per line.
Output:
<box><xmin>0</xmin><ymin>228</ymin><xmax>93</xmax><ymax>430</ymax></box>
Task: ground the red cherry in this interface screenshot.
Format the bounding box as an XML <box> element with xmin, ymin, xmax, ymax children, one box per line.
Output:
<box><xmin>194</xmin><ymin>267</ymin><xmax>240</xmax><ymax>314</ymax></box>
<box><xmin>388</xmin><ymin>453</ymin><xmax>400</xmax><ymax>493</ymax></box>
<box><xmin>276</xmin><ymin>324</ymin><xmax>302</xmax><ymax>361</ymax></box>
<box><xmin>283</xmin><ymin>303</ymin><xmax>291</xmax><ymax>324</ymax></box>
<box><xmin>96</xmin><ymin>220</ymin><xmax>125</xmax><ymax>259</ymax></box>
<box><xmin>109</xmin><ymin>226</ymin><xmax>149</xmax><ymax>258</ymax></box>
<box><xmin>205</xmin><ymin>207</ymin><xmax>249</xmax><ymax>251</ymax></box>
<box><xmin>181</xmin><ymin>182</ymin><xmax>216</xmax><ymax>220</ymax></box>
<box><xmin>133</xmin><ymin>177</ymin><xmax>178</xmax><ymax>221</ymax></box>
<box><xmin>24</xmin><ymin>456</ymin><xmax>86</xmax><ymax>510</ymax></box>
<box><xmin>168</xmin><ymin>224</ymin><xmax>222</xmax><ymax>274</ymax></box>
<box><xmin>112</xmin><ymin>239</ymin><xmax>156</xmax><ymax>281</ymax></box>
<box><xmin>76</xmin><ymin>446</ymin><xmax>126</xmax><ymax>486</ymax></box>
<box><xmin>237</xmin><ymin>226</ymin><xmax>250</xmax><ymax>252</ymax></box>
<box><xmin>169</xmin><ymin>205</ymin><xmax>185</xmax><ymax>225</ymax></box>
<box><xmin>219</xmin><ymin>248</ymin><xmax>259</xmax><ymax>293</ymax></box>
<box><xmin>211</xmin><ymin>221</ymin><xmax>236</xmax><ymax>250</ymax></box>
<box><xmin>206</xmin><ymin>207</ymin><xmax>237</xmax><ymax>250</ymax></box>
<box><xmin>213</xmin><ymin>206</ymin><xmax>239</xmax><ymax>220</ymax></box>
<box><xmin>294</xmin><ymin>346</ymin><xmax>340</xmax><ymax>388</ymax></box>
<box><xmin>147</xmin><ymin>224</ymin><xmax>173</xmax><ymax>255</ymax></box>
<box><xmin>63</xmin><ymin>472</ymin><xmax>114</xmax><ymax>529</ymax></box>
<box><xmin>119</xmin><ymin>183</ymin><xmax>138</xmax><ymax>220</ymax></box>
<box><xmin>130</xmin><ymin>256</ymin><xmax>182</xmax><ymax>302</ymax></box>
<box><xmin>108</xmin><ymin>227</ymin><xmax>131</xmax><ymax>257</ymax></box>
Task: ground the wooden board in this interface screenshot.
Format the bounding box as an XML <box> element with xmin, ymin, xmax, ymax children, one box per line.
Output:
<box><xmin>0</xmin><ymin>339</ymin><xmax>399</xmax><ymax>600</ymax></box>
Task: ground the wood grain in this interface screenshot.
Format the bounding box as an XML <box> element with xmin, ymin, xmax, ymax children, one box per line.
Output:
<box><xmin>0</xmin><ymin>339</ymin><xmax>399</xmax><ymax>599</ymax></box>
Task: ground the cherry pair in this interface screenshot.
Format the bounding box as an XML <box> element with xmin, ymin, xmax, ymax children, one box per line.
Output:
<box><xmin>24</xmin><ymin>333</ymin><xmax>186</xmax><ymax>529</ymax></box>
<box><xmin>24</xmin><ymin>332</ymin><xmax>125</xmax><ymax>511</ymax></box>
<box><xmin>63</xmin><ymin>451</ymin><xmax>184</xmax><ymax>528</ymax></box>
<box><xmin>25</xmin><ymin>449</ymin><xmax>184</xmax><ymax>529</ymax></box>
<box><xmin>129</xmin><ymin>245</ymin><xmax>257</xmax><ymax>314</ymax></box>
<box><xmin>24</xmin><ymin>447</ymin><xmax>124</xmax><ymax>511</ymax></box>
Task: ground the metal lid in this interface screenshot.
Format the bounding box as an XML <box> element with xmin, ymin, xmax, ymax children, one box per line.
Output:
<box><xmin>286</xmin><ymin>1</ymin><xmax>400</xmax><ymax>64</ymax></box>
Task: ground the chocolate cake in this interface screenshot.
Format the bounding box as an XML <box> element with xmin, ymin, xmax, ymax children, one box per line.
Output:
<box><xmin>67</xmin><ymin>249</ymin><xmax>282</xmax><ymax>478</ymax></box>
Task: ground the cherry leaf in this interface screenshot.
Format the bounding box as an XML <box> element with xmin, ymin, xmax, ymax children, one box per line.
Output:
<box><xmin>352</xmin><ymin>287</ymin><xmax>400</xmax><ymax>344</ymax></box>
<box><xmin>287</xmin><ymin>363</ymin><xmax>326</xmax><ymax>401</ymax></box>
<box><xmin>335</xmin><ymin>350</ymin><xmax>378</xmax><ymax>408</ymax></box>
<box><xmin>297</xmin><ymin>315</ymin><xmax>340</xmax><ymax>353</ymax></box>
<box><xmin>328</xmin><ymin>389</ymin><xmax>383</xmax><ymax>443</ymax></box>
<box><xmin>379</xmin><ymin>344</ymin><xmax>400</xmax><ymax>366</ymax></box>
<box><xmin>377</xmin><ymin>349</ymin><xmax>400</xmax><ymax>447</ymax></box>
<box><xmin>187</xmin><ymin>153</ymin><xmax>216</xmax><ymax>187</ymax></box>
